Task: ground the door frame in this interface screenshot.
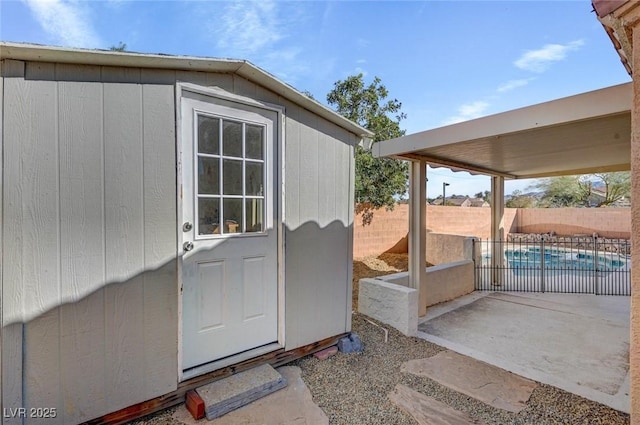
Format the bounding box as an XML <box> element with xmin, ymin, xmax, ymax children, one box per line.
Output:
<box><xmin>175</xmin><ymin>82</ymin><xmax>286</xmax><ymax>382</ymax></box>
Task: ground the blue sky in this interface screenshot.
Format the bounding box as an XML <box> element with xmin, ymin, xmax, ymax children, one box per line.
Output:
<box><xmin>1</xmin><ymin>0</ymin><xmax>631</xmax><ymax>197</ymax></box>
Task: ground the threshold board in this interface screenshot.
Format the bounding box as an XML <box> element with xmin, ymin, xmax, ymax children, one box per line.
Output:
<box><xmin>196</xmin><ymin>363</ymin><xmax>287</xmax><ymax>420</ymax></box>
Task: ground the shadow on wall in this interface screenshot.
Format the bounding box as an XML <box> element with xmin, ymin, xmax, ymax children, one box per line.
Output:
<box><xmin>2</xmin><ymin>219</ymin><xmax>353</xmax><ymax>425</ymax></box>
<box><xmin>2</xmin><ymin>258</ymin><xmax>179</xmax><ymax>425</ymax></box>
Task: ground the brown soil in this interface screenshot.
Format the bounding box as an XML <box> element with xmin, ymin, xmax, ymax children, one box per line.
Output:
<box><xmin>352</xmin><ymin>253</ymin><xmax>432</xmax><ymax>310</ymax></box>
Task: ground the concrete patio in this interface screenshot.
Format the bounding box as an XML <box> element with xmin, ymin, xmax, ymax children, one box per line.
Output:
<box><xmin>418</xmin><ymin>291</ymin><xmax>630</xmax><ymax>414</ymax></box>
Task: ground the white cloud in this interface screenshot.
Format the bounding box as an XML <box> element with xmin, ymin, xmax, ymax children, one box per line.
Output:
<box><xmin>204</xmin><ymin>1</ymin><xmax>324</xmax><ymax>87</ymax></box>
<box><xmin>214</xmin><ymin>0</ymin><xmax>284</xmax><ymax>56</ymax></box>
<box><xmin>514</xmin><ymin>40</ymin><xmax>584</xmax><ymax>73</ymax></box>
<box><xmin>351</xmin><ymin>66</ymin><xmax>368</xmax><ymax>77</ymax></box>
<box><xmin>356</xmin><ymin>38</ymin><xmax>370</xmax><ymax>48</ymax></box>
<box><xmin>262</xmin><ymin>47</ymin><xmax>309</xmax><ymax>81</ymax></box>
<box><xmin>443</xmin><ymin>101</ymin><xmax>490</xmax><ymax>125</ymax></box>
<box><xmin>23</xmin><ymin>0</ymin><xmax>102</xmax><ymax>48</ymax></box>
<box><xmin>497</xmin><ymin>78</ymin><xmax>534</xmax><ymax>93</ymax></box>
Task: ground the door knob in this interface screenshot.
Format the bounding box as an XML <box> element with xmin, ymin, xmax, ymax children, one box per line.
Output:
<box><xmin>183</xmin><ymin>241</ymin><xmax>194</xmax><ymax>252</ymax></box>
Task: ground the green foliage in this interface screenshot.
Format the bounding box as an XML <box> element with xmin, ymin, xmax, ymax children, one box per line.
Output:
<box><xmin>533</xmin><ymin>176</ymin><xmax>586</xmax><ymax>207</ymax></box>
<box><xmin>591</xmin><ymin>172</ymin><xmax>631</xmax><ymax>207</ymax></box>
<box><xmin>532</xmin><ymin>172</ymin><xmax>630</xmax><ymax>207</ymax></box>
<box><xmin>301</xmin><ymin>90</ymin><xmax>315</xmax><ymax>100</ymax></box>
<box><xmin>474</xmin><ymin>190</ymin><xmax>491</xmax><ymax>204</ymax></box>
<box><xmin>327</xmin><ymin>74</ymin><xmax>408</xmax><ymax>223</ymax></box>
<box><xmin>505</xmin><ymin>190</ymin><xmax>537</xmax><ymax>208</ymax></box>
<box><xmin>109</xmin><ymin>42</ymin><xmax>127</xmax><ymax>52</ymax></box>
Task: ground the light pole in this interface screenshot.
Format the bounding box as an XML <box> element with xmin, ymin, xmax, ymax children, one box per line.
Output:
<box><xmin>442</xmin><ymin>182</ymin><xmax>450</xmax><ymax>206</ymax></box>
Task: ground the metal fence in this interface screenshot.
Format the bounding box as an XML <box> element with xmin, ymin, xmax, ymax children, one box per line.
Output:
<box><xmin>473</xmin><ymin>236</ymin><xmax>631</xmax><ymax>295</ymax></box>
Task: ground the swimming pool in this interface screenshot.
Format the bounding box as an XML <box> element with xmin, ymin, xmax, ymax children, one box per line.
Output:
<box><xmin>504</xmin><ymin>247</ymin><xmax>629</xmax><ymax>272</ymax></box>
<box><xmin>474</xmin><ymin>239</ymin><xmax>631</xmax><ymax>295</ymax></box>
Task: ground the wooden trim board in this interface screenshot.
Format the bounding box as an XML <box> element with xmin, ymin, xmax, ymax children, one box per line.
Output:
<box><xmin>81</xmin><ymin>332</ymin><xmax>347</xmax><ymax>425</ymax></box>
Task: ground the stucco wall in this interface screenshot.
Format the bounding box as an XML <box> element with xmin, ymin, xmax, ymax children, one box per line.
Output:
<box><xmin>516</xmin><ymin>208</ymin><xmax>630</xmax><ymax>238</ymax></box>
<box><xmin>358</xmin><ymin>278</ymin><xmax>418</xmax><ymax>336</ymax></box>
<box><xmin>353</xmin><ymin>204</ymin><xmax>630</xmax><ymax>258</ymax></box>
<box><xmin>353</xmin><ymin>204</ymin><xmax>411</xmax><ymax>258</ymax></box>
<box><xmin>630</xmin><ymin>22</ymin><xmax>640</xmax><ymax>421</ymax></box>
<box><xmin>426</xmin><ymin>233</ymin><xmax>476</xmax><ymax>266</ymax></box>
<box><xmin>425</xmin><ymin>205</ymin><xmax>517</xmax><ymax>238</ymax></box>
<box><xmin>360</xmin><ymin>259</ymin><xmax>474</xmax><ymax>324</ymax></box>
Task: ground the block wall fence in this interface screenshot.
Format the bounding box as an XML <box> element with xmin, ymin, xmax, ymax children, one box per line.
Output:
<box><xmin>353</xmin><ymin>204</ymin><xmax>631</xmax><ymax>258</ymax></box>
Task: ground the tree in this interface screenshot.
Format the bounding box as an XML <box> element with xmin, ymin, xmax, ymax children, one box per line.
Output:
<box><xmin>591</xmin><ymin>172</ymin><xmax>630</xmax><ymax>207</ymax></box>
<box><xmin>506</xmin><ymin>190</ymin><xmax>537</xmax><ymax>208</ymax></box>
<box><xmin>532</xmin><ymin>172</ymin><xmax>630</xmax><ymax>207</ymax></box>
<box><xmin>533</xmin><ymin>176</ymin><xmax>589</xmax><ymax>207</ymax></box>
<box><xmin>327</xmin><ymin>74</ymin><xmax>408</xmax><ymax>224</ymax></box>
<box><xmin>301</xmin><ymin>90</ymin><xmax>315</xmax><ymax>100</ymax></box>
<box><xmin>474</xmin><ymin>190</ymin><xmax>491</xmax><ymax>204</ymax></box>
<box><xmin>109</xmin><ymin>42</ymin><xmax>127</xmax><ymax>52</ymax></box>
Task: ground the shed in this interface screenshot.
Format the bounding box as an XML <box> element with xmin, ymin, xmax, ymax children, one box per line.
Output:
<box><xmin>0</xmin><ymin>42</ymin><xmax>371</xmax><ymax>424</ymax></box>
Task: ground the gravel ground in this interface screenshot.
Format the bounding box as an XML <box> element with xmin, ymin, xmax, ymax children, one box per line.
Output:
<box><xmin>129</xmin><ymin>253</ymin><xmax>630</xmax><ymax>425</ymax></box>
<box><xmin>293</xmin><ymin>313</ymin><xmax>630</xmax><ymax>425</ymax></box>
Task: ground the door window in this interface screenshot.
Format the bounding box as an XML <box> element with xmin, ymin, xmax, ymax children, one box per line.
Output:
<box><xmin>196</xmin><ymin>113</ymin><xmax>265</xmax><ymax>236</ymax></box>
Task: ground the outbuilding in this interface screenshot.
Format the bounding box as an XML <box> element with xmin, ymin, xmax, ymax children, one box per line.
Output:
<box><xmin>0</xmin><ymin>42</ymin><xmax>371</xmax><ymax>424</ymax></box>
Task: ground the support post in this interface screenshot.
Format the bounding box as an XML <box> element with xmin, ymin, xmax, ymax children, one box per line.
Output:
<box><xmin>408</xmin><ymin>160</ymin><xmax>427</xmax><ymax>316</ymax></box>
<box><xmin>491</xmin><ymin>176</ymin><xmax>505</xmax><ymax>285</ymax></box>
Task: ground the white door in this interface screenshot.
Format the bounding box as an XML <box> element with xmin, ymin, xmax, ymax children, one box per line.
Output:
<box><xmin>180</xmin><ymin>91</ymin><xmax>279</xmax><ymax>371</ymax></box>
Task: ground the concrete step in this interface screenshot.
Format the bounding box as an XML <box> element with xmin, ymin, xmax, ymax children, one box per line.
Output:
<box><xmin>196</xmin><ymin>364</ymin><xmax>287</xmax><ymax>420</ymax></box>
<box><xmin>389</xmin><ymin>384</ymin><xmax>487</xmax><ymax>425</ymax></box>
<box><xmin>401</xmin><ymin>350</ymin><xmax>537</xmax><ymax>413</ymax></box>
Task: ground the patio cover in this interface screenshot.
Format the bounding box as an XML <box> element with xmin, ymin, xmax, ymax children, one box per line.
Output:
<box><xmin>373</xmin><ymin>82</ymin><xmax>632</xmax><ymax>179</ymax></box>
<box><xmin>372</xmin><ymin>82</ymin><xmax>632</xmax><ymax>317</ymax></box>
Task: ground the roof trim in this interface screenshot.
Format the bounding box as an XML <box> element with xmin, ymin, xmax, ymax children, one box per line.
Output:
<box><xmin>373</xmin><ymin>82</ymin><xmax>631</xmax><ymax>179</ymax></box>
<box><xmin>375</xmin><ymin>82</ymin><xmax>631</xmax><ymax>159</ymax></box>
<box><xmin>0</xmin><ymin>42</ymin><xmax>373</xmax><ymax>138</ymax></box>
<box><xmin>398</xmin><ymin>153</ymin><xmax>517</xmax><ymax>179</ymax></box>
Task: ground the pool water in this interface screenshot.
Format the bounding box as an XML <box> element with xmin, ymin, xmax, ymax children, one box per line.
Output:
<box><xmin>504</xmin><ymin>247</ymin><xmax>628</xmax><ymax>271</ymax></box>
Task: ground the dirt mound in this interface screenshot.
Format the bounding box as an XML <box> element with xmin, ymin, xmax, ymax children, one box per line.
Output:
<box><xmin>352</xmin><ymin>253</ymin><xmax>411</xmax><ymax>310</ymax></box>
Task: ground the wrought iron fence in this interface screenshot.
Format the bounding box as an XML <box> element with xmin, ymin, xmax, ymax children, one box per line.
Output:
<box><xmin>473</xmin><ymin>236</ymin><xmax>631</xmax><ymax>295</ymax></box>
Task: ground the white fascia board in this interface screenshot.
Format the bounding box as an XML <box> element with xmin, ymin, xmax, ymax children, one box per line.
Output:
<box><xmin>0</xmin><ymin>42</ymin><xmax>373</xmax><ymax>139</ymax></box>
<box><xmin>0</xmin><ymin>41</ymin><xmax>244</xmax><ymax>72</ymax></box>
<box><xmin>374</xmin><ymin>82</ymin><xmax>632</xmax><ymax>158</ymax></box>
<box><xmin>235</xmin><ymin>61</ymin><xmax>373</xmax><ymax>138</ymax></box>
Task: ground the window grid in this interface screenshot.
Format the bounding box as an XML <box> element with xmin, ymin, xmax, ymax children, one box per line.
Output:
<box><xmin>195</xmin><ymin>113</ymin><xmax>266</xmax><ymax>237</ymax></box>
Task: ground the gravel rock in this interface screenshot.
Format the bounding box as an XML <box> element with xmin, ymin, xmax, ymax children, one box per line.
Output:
<box><xmin>292</xmin><ymin>313</ymin><xmax>630</xmax><ymax>425</ymax></box>
<box><xmin>126</xmin><ymin>251</ymin><xmax>630</xmax><ymax>424</ymax></box>
<box><xmin>127</xmin><ymin>313</ymin><xmax>629</xmax><ymax>424</ymax></box>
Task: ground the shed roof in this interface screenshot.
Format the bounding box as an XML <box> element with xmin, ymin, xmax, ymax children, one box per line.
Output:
<box><xmin>374</xmin><ymin>82</ymin><xmax>632</xmax><ymax>179</ymax></box>
<box><xmin>0</xmin><ymin>42</ymin><xmax>373</xmax><ymax>139</ymax></box>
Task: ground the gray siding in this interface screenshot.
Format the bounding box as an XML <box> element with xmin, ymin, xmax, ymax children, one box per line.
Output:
<box><xmin>174</xmin><ymin>70</ymin><xmax>356</xmax><ymax>350</ymax></box>
<box><xmin>1</xmin><ymin>59</ymin><xmax>356</xmax><ymax>422</ymax></box>
<box><xmin>173</xmin><ymin>71</ymin><xmax>355</xmax><ymax>350</ymax></box>
<box><xmin>2</xmin><ymin>61</ymin><xmax>177</xmax><ymax>423</ymax></box>
<box><xmin>283</xmin><ymin>105</ymin><xmax>356</xmax><ymax>350</ymax></box>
